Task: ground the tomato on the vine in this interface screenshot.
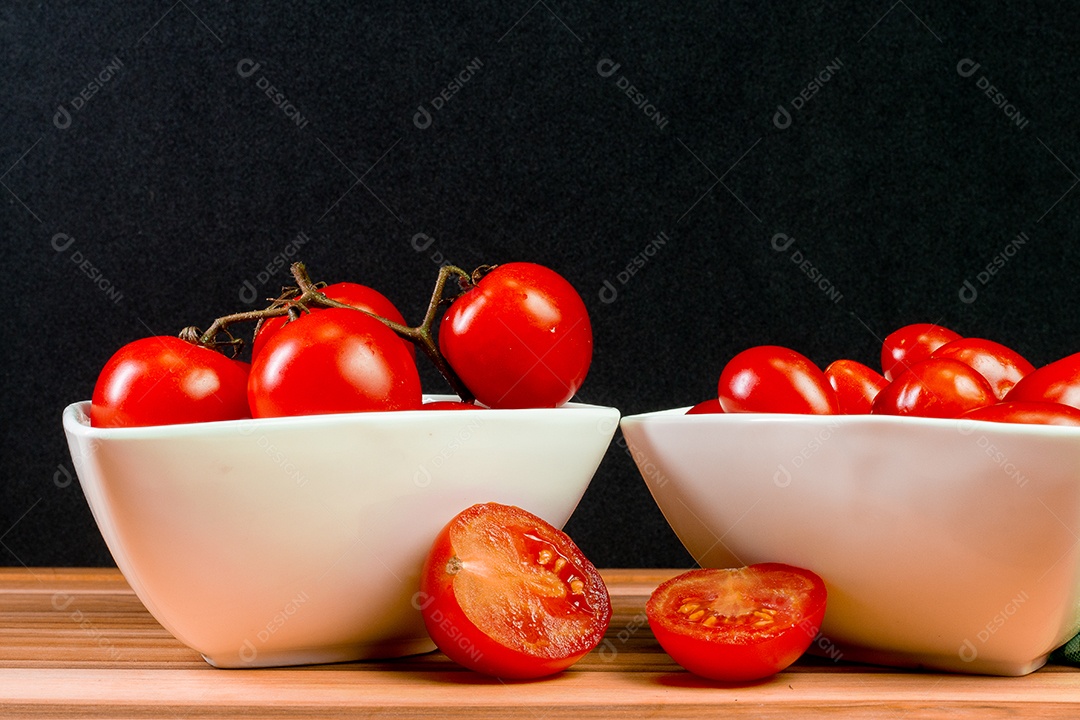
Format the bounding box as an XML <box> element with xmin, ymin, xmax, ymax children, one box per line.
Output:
<box><xmin>1004</xmin><ymin>351</ymin><xmax>1080</xmax><ymax>410</ymax></box>
<box><xmin>824</xmin><ymin>359</ymin><xmax>888</xmax><ymax>414</ymax></box>
<box><xmin>438</xmin><ymin>263</ymin><xmax>592</xmax><ymax>409</ymax></box>
<box><xmin>90</xmin><ymin>336</ymin><xmax>251</xmax><ymax>428</ymax></box>
<box><xmin>881</xmin><ymin>323</ymin><xmax>961</xmax><ymax>381</ymax></box>
<box><xmin>251</xmin><ymin>282</ymin><xmax>413</xmax><ymax>360</ymax></box>
<box><xmin>646</xmin><ymin>564</ymin><xmax>827</xmax><ymax>682</ymax></box>
<box><xmin>962</xmin><ymin>401</ymin><xmax>1080</xmax><ymax>426</ymax></box>
<box><xmin>718</xmin><ymin>346</ymin><xmax>838</xmax><ymax>414</ymax></box>
<box><xmin>930</xmin><ymin>338</ymin><xmax>1034</xmax><ymax>400</ymax></box>
<box><xmin>248</xmin><ymin>308</ymin><xmax>421</xmax><ymax>418</ymax></box>
<box><xmin>418</xmin><ymin>502</ymin><xmax>611</xmax><ymax>679</ymax></box>
<box><xmin>871</xmin><ymin>358</ymin><xmax>995</xmax><ymax>418</ymax></box>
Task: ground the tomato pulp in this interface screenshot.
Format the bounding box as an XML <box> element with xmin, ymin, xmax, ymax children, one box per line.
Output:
<box><xmin>647</xmin><ymin>564</ymin><xmax>827</xmax><ymax>682</ymax></box>
<box><xmin>418</xmin><ymin>503</ymin><xmax>611</xmax><ymax>679</ymax></box>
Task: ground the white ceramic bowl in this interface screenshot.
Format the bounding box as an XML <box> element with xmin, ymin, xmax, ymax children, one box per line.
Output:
<box><xmin>63</xmin><ymin>397</ymin><xmax>619</xmax><ymax>668</ymax></box>
<box><xmin>621</xmin><ymin>407</ymin><xmax>1080</xmax><ymax>676</ymax></box>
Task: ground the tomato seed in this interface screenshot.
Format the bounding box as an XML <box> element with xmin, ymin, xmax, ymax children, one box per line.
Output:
<box><xmin>537</xmin><ymin>548</ymin><xmax>554</xmax><ymax>565</ymax></box>
<box><xmin>570</xmin><ymin>579</ymin><xmax>585</xmax><ymax>594</ymax></box>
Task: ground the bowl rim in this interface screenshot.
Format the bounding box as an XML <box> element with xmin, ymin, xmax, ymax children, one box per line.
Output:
<box><xmin>64</xmin><ymin>396</ymin><xmax>621</xmax><ymax>440</ymax></box>
<box><xmin>620</xmin><ymin>405</ymin><xmax>1080</xmax><ymax>438</ymax></box>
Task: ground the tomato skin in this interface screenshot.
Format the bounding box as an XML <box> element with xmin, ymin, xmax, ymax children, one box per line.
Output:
<box><xmin>871</xmin><ymin>358</ymin><xmax>996</xmax><ymax>418</ymax></box>
<box><xmin>419</xmin><ymin>503</ymin><xmax>611</xmax><ymax>679</ymax></box>
<box><xmin>1004</xmin><ymin>351</ymin><xmax>1080</xmax><ymax>410</ymax></box>
<box><xmin>718</xmin><ymin>346</ymin><xmax>839</xmax><ymax>414</ymax></box>
<box><xmin>961</xmin><ymin>401</ymin><xmax>1080</xmax><ymax>427</ymax></box>
<box><xmin>422</xmin><ymin>400</ymin><xmax>482</xmax><ymax>410</ymax></box>
<box><xmin>881</xmin><ymin>323</ymin><xmax>962</xmax><ymax>381</ymax></box>
<box><xmin>824</xmin><ymin>359</ymin><xmax>888</xmax><ymax>414</ymax></box>
<box><xmin>686</xmin><ymin>398</ymin><xmax>724</xmax><ymax>414</ymax></box>
<box><xmin>931</xmin><ymin>338</ymin><xmax>1034</xmax><ymax>400</ymax></box>
<box><xmin>438</xmin><ymin>263</ymin><xmax>593</xmax><ymax>409</ymax></box>
<box><xmin>91</xmin><ymin>336</ymin><xmax>250</xmax><ymax>428</ymax></box>
<box><xmin>248</xmin><ymin>308</ymin><xmax>422</xmax><ymax>418</ymax></box>
<box><xmin>251</xmin><ymin>282</ymin><xmax>413</xmax><ymax>360</ymax></box>
<box><xmin>646</xmin><ymin>564</ymin><xmax>827</xmax><ymax>682</ymax></box>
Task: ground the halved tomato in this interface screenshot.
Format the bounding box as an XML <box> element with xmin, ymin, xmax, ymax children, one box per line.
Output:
<box><xmin>646</xmin><ymin>564</ymin><xmax>827</xmax><ymax>682</ymax></box>
<box><xmin>418</xmin><ymin>503</ymin><xmax>611</xmax><ymax>679</ymax></box>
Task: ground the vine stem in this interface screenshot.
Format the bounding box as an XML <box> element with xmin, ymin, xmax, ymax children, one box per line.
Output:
<box><xmin>181</xmin><ymin>262</ymin><xmax>477</xmax><ymax>403</ymax></box>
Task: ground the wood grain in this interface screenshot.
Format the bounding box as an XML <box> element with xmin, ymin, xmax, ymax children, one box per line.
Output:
<box><xmin>1</xmin><ymin>568</ymin><xmax>1078</xmax><ymax>718</ymax></box>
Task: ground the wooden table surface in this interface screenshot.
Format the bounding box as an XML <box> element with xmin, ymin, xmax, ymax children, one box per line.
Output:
<box><xmin>2</xmin><ymin>568</ymin><xmax>1079</xmax><ymax>718</ymax></box>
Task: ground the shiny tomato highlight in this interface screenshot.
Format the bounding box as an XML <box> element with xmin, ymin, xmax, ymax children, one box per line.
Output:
<box><xmin>718</xmin><ymin>346</ymin><xmax>838</xmax><ymax>414</ymax></box>
<box><xmin>91</xmin><ymin>336</ymin><xmax>251</xmax><ymax>428</ymax></box>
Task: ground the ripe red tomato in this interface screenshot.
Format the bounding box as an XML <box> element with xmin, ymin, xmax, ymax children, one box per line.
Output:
<box><xmin>251</xmin><ymin>282</ymin><xmax>413</xmax><ymax>360</ymax></box>
<box><xmin>881</xmin><ymin>323</ymin><xmax>961</xmax><ymax>381</ymax></box>
<box><xmin>961</xmin><ymin>401</ymin><xmax>1080</xmax><ymax>426</ymax></box>
<box><xmin>871</xmin><ymin>358</ymin><xmax>995</xmax><ymax>418</ymax></box>
<box><xmin>646</xmin><ymin>564</ymin><xmax>827</xmax><ymax>682</ymax></box>
<box><xmin>91</xmin><ymin>336</ymin><xmax>251</xmax><ymax>428</ymax></box>
<box><xmin>248</xmin><ymin>308</ymin><xmax>422</xmax><ymax>418</ymax></box>
<box><xmin>438</xmin><ymin>263</ymin><xmax>593</xmax><ymax>409</ymax></box>
<box><xmin>422</xmin><ymin>400</ymin><xmax>482</xmax><ymax>410</ymax></box>
<box><xmin>418</xmin><ymin>502</ymin><xmax>611</xmax><ymax>679</ymax></box>
<box><xmin>1004</xmin><ymin>351</ymin><xmax>1080</xmax><ymax>410</ymax></box>
<box><xmin>718</xmin><ymin>346</ymin><xmax>839</xmax><ymax>414</ymax></box>
<box><xmin>930</xmin><ymin>338</ymin><xmax>1034</xmax><ymax>400</ymax></box>
<box><xmin>686</xmin><ymin>398</ymin><xmax>724</xmax><ymax>414</ymax></box>
<box><xmin>824</xmin><ymin>359</ymin><xmax>888</xmax><ymax>414</ymax></box>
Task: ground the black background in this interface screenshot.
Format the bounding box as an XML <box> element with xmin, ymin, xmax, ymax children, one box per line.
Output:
<box><xmin>3</xmin><ymin>2</ymin><xmax>1078</xmax><ymax>570</ymax></box>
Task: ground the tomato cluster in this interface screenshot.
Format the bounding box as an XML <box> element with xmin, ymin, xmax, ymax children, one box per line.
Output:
<box><xmin>698</xmin><ymin>323</ymin><xmax>1080</xmax><ymax>425</ymax></box>
<box><xmin>90</xmin><ymin>262</ymin><xmax>593</xmax><ymax>428</ymax></box>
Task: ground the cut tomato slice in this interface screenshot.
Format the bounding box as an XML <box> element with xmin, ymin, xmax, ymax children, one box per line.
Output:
<box><xmin>646</xmin><ymin>564</ymin><xmax>827</xmax><ymax>682</ymax></box>
<box><xmin>418</xmin><ymin>503</ymin><xmax>611</xmax><ymax>679</ymax></box>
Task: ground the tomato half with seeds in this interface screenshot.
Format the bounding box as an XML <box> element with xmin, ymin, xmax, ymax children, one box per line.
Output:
<box><xmin>646</xmin><ymin>564</ymin><xmax>827</xmax><ymax>682</ymax></box>
<box><xmin>418</xmin><ymin>503</ymin><xmax>611</xmax><ymax>679</ymax></box>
